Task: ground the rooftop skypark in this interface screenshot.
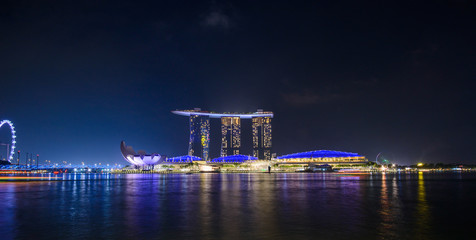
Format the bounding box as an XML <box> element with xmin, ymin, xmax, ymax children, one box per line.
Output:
<box><xmin>172</xmin><ymin>109</ymin><xmax>274</xmax><ymax>119</ymax></box>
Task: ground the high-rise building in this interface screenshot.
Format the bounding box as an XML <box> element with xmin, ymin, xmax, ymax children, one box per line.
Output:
<box><xmin>188</xmin><ymin>114</ymin><xmax>210</xmax><ymax>160</ymax></box>
<box><xmin>221</xmin><ymin>117</ymin><xmax>241</xmax><ymax>157</ymax></box>
<box><xmin>172</xmin><ymin>109</ymin><xmax>273</xmax><ymax>159</ymax></box>
<box><xmin>252</xmin><ymin>117</ymin><xmax>272</xmax><ymax>160</ymax></box>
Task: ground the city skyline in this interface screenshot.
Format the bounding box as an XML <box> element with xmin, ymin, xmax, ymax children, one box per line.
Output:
<box><xmin>2</xmin><ymin>2</ymin><xmax>476</xmax><ymax>240</ymax></box>
<box><xmin>0</xmin><ymin>1</ymin><xmax>475</xmax><ymax>165</ymax></box>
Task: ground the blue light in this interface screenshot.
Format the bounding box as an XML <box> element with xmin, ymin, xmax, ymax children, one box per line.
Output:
<box><xmin>165</xmin><ymin>155</ymin><xmax>202</xmax><ymax>163</ymax></box>
<box><xmin>209</xmin><ymin>155</ymin><xmax>257</xmax><ymax>163</ymax></box>
<box><xmin>0</xmin><ymin>120</ymin><xmax>17</xmax><ymax>162</ymax></box>
<box><xmin>276</xmin><ymin>150</ymin><xmax>362</xmax><ymax>159</ymax></box>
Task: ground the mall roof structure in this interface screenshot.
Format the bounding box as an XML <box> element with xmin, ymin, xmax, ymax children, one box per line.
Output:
<box><xmin>277</xmin><ymin>150</ymin><xmax>363</xmax><ymax>159</ymax></box>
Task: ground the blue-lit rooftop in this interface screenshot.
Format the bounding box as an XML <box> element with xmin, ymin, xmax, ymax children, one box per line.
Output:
<box><xmin>172</xmin><ymin>110</ymin><xmax>273</xmax><ymax>119</ymax></box>
<box><xmin>165</xmin><ymin>155</ymin><xmax>202</xmax><ymax>163</ymax></box>
<box><xmin>209</xmin><ymin>155</ymin><xmax>258</xmax><ymax>163</ymax></box>
<box><xmin>277</xmin><ymin>150</ymin><xmax>363</xmax><ymax>159</ymax></box>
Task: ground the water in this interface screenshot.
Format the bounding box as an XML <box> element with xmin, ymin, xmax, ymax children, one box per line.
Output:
<box><xmin>0</xmin><ymin>172</ymin><xmax>475</xmax><ymax>240</ymax></box>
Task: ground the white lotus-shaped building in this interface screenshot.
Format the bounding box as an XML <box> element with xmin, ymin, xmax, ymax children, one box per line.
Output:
<box><xmin>120</xmin><ymin>141</ymin><xmax>165</xmax><ymax>166</ymax></box>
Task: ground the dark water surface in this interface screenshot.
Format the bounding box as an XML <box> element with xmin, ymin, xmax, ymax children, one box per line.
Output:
<box><xmin>0</xmin><ymin>172</ymin><xmax>475</xmax><ymax>240</ymax></box>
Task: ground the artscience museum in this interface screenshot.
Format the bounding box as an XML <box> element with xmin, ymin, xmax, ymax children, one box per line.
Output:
<box><xmin>120</xmin><ymin>141</ymin><xmax>165</xmax><ymax>168</ymax></box>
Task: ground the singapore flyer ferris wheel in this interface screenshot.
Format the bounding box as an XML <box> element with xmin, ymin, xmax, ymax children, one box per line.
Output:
<box><xmin>0</xmin><ymin>120</ymin><xmax>16</xmax><ymax>162</ymax></box>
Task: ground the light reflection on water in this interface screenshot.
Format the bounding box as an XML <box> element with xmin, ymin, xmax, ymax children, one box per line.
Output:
<box><xmin>0</xmin><ymin>172</ymin><xmax>475</xmax><ymax>239</ymax></box>
<box><xmin>415</xmin><ymin>172</ymin><xmax>430</xmax><ymax>239</ymax></box>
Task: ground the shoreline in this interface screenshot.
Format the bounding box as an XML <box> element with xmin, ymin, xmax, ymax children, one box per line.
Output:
<box><xmin>110</xmin><ymin>169</ymin><xmax>476</xmax><ymax>174</ymax></box>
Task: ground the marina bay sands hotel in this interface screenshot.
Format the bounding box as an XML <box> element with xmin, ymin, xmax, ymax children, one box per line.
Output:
<box><xmin>172</xmin><ymin>109</ymin><xmax>273</xmax><ymax>161</ymax></box>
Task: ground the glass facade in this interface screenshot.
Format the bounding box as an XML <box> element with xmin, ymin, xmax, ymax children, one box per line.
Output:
<box><xmin>165</xmin><ymin>155</ymin><xmax>201</xmax><ymax>163</ymax></box>
<box><xmin>221</xmin><ymin>117</ymin><xmax>241</xmax><ymax>157</ymax></box>
<box><xmin>276</xmin><ymin>150</ymin><xmax>367</xmax><ymax>164</ymax></box>
<box><xmin>252</xmin><ymin>117</ymin><xmax>272</xmax><ymax>160</ymax></box>
<box><xmin>209</xmin><ymin>154</ymin><xmax>257</xmax><ymax>163</ymax></box>
<box><xmin>188</xmin><ymin>114</ymin><xmax>210</xmax><ymax>160</ymax></box>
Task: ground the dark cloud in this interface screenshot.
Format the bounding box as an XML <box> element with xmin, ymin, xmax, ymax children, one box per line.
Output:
<box><xmin>201</xmin><ymin>11</ymin><xmax>230</xmax><ymax>28</ymax></box>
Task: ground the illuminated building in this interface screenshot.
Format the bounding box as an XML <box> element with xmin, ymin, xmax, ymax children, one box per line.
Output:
<box><xmin>188</xmin><ymin>113</ymin><xmax>210</xmax><ymax>160</ymax></box>
<box><xmin>172</xmin><ymin>109</ymin><xmax>274</xmax><ymax>159</ymax></box>
<box><xmin>120</xmin><ymin>141</ymin><xmax>165</xmax><ymax>167</ymax></box>
<box><xmin>252</xmin><ymin>117</ymin><xmax>272</xmax><ymax>160</ymax></box>
<box><xmin>221</xmin><ymin>116</ymin><xmax>241</xmax><ymax>157</ymax></box>
<box><xmin>165</xmin><ymin>155</ymin><xmax>201</xmax><ymax>163</ymax></box>
<box><xmin>276</xmin><ymin>150</ymin><xmax>368</xmax><ymax>165</ymax></box>
<box><xmin>209</xmin><ymin>154</ymin><xmax>257</xmax><ymax>163</ymax></box>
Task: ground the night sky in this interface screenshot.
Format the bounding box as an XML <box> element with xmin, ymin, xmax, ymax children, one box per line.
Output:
<box><xmin>0</xmin><ymin>1</ymin><xmax>475</xmax><ymax>165</ymax></box>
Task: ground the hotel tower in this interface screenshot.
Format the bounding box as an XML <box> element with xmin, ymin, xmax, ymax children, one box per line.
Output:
<box><xmin>172</xmin><ymin>109</ymin><xmax>273</xmax><ymax>160</ymax></box>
